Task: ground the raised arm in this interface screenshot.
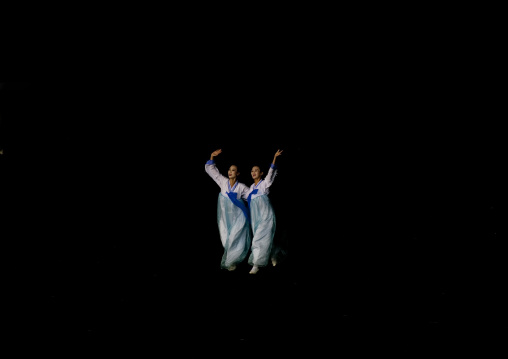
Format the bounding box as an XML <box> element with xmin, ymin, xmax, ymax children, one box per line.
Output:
<box><xmin>272</xmin><ymin>149</ymin><xmax>283</xmax><ymax>166</ymax></box>
<box><xmin>205</xmin><ymin>149</ymin><xmax>227</xmax><ymax>186</ymax></box>
<box><xmin>265</xmin><ymin>149</ymin><xmax>283</xmax><ymax>187</ymax></box>
<box><xmin>210</xmin><ymin>148</ymin><xmax>222</xmax><ymax>161</ymax></box>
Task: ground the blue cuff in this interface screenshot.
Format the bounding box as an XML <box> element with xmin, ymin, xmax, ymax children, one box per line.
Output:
<box><xmin>206</xmin><ymin>160</ymin><xmax>215</xmax><ymax>165</ymax></box>
<box><xmin>270</xmin><ymin>163</ymin><xmax>277</xmax><ymax>169</ymax></box>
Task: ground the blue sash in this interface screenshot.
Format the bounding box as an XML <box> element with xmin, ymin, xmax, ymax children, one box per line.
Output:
<box><xmin>247</xmin><ymin>180</ymin><xmax>263</xmax><ymax>209</ymax></box>
<box><xmin>247</xmin><ymin>189</ymin><xmax>258</xmax><ymax>209</ymax></box>
<box><xmin>226</xmin><ymin>191</ymin><xmax>250</xmax><ymax>223</ymax></box>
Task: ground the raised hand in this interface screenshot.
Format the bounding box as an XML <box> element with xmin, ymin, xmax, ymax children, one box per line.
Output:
<box><xmin>211</xmin><ymin>149</ymin><xmax>222</xmax><ymax>157</ymax></box>
<box><xmin>272</xmin><ymin>149</ymin><xmax>283</xmax><ymax>164</ymax></box>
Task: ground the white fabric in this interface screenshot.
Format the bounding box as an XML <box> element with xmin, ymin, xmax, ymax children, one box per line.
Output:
<box><xmin>205</xmin><ymin>162</ymin><xmax>249</xmax><ymax>200</ymax></box>
<box><xmin>248</xmin><ymin>194</ymin><xmax>276</xmax><ymax>267</ymax></box>
<box><xmin>206</xmin><ymin>162</ymin><xmax>251</xmax><ymax>268</ymax></box>
<box><xmin>217</xmin><ymin>194</ymin><xmax>251</xmax><ymax>268</ymax></box>
<box><xmin>247</xmin><ymin>165</ymin><xmax>278</xmax><ymax>267</ymax></box>
<box><xmin>247</xmin><ymin>166</ymin><xmax>277</xmax><ymax>200</ymax></box>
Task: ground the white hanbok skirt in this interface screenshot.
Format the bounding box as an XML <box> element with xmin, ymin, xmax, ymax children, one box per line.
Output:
<box><xmin>217</xmin><ymin>193</ymin><xmax>251</xmax><ymax>268</ymax></box>
<box><xmin>248</xmin><ymin>194</ymin><xmax>276</xmax><ymax>267</ymax></box>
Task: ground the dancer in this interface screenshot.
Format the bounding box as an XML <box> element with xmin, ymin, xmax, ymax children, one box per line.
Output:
<box><xmin>247</xmin><ymin>149</ymin><xmax>283</xmax><ymax>274</ymax></box>
<box><xmin>205</xmin><ymin>149</ymin><xmax>251</xmax><ymax>271</ymax></box>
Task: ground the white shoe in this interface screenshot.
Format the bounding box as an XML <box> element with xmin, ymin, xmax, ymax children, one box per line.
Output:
<box><xmin>271</xmin><ymin>259</ymin><xmax>277</xmax><ymax>266</ymax></box>
<box><xmin>249</xmin><ymin>266</ymin><xmax>259</xmax><ymax>274</ymax></box>
<box><xmin>228</xmin><ymin>265</ymin><xmax>236</xmax><ymax>271</ymax></box>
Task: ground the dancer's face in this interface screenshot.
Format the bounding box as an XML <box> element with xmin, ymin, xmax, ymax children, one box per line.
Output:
<box><xmin>228</xmin><ymin>165</ymin><xmax>239</xmax><ymax>180</ymax></box>
<box><xmin>251</xmin><ymin>166</ymin><xmax>263</xmax><ymax>180</ymax></box>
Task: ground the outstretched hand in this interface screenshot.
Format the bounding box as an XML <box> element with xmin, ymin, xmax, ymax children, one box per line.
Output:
<box><xmin>272</xmin><ymin>149</ymin><xmax>283</xmax><ymax>165</ymax></box>
<box><xmin>211</xmin><ymin>149</ymin><xmax>222</xmax><ymax>157</ymax></box>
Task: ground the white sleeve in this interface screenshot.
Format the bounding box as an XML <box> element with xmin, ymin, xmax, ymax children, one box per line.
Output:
<box><xmin>205</xmin><ymin>162</ymin><xmax>227</xmax><ymax>187</ymax></box>
<box><xmin>264</xmin><ymin>166</ymin><xmax>278</xmax><ymax>188</ymax></box>
<box><xmin>240</xmin><ymin>184</ymin><xmax>250</xmax><ymax>201</ymax></box>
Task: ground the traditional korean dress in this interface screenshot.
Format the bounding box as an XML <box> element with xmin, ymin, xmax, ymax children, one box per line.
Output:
<box><xmin>205</xmin><ymin>160</ymin><xmax>251</xmax><ymax>269</ymax></box>
<box><xmin>247</xmin><ymin>163</ymin><xmax>278</xmax><ymax>267</ymax></box>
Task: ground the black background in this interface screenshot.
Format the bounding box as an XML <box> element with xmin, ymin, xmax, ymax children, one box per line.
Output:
<box><xmin>1</xmin><ymin>76</ymin><xmax>504</xmax><ymax>344</ymax></box>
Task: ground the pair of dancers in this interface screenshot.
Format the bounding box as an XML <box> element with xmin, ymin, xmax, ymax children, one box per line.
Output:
<box><xmin>205</xmin><ymin>148</ymin><xmax>283</xmax><ymax>274</ymax></box>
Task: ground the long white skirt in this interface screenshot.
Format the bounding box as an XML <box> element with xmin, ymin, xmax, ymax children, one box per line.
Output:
<box><xmin>217</xmin><ymin>193</ymin><xmax>251</xmax><ymax>268</ymax></box>
<box><xmin>248</xmin><ymin>194</ymin><xmax>276</xmax><ymax>267</ymax></box>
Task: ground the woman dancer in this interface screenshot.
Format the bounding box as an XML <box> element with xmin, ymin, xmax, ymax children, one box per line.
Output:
<box><xmin>205</xmin><ymin>149</ymin><xmax>251</xmax><ymax>271</ymax></box>
<box><xmin>247</xmin><ymin>149</ymin><xmax>283</xmax><ymax>274</ymax></box>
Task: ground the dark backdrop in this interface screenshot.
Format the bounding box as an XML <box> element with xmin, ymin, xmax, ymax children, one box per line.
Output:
<box><xmin>1</xmin><ymin>80</ymin><xmax>504</xmax><ymax>342</ymax></box>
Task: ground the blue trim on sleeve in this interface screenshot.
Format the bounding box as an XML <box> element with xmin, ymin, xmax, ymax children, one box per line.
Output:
<box><xmin>206</xmin><ymin>160</ymin><xmax>215</xmax><ymax>165</ymax></box>
<box><xmin>270</xmin><ymin>163</ymin><xmax>277</xmax><ymax>169</ymax></box>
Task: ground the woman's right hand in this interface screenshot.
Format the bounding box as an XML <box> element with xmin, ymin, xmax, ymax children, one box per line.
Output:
<box><xmin>211</xmin><ymin>149</ymin><xmax>222</xmax><ymax>157</ymax></box>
